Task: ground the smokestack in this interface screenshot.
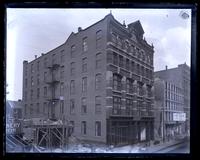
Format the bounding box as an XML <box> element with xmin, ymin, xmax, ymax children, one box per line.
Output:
<box><xmin>35</xmin><ymin>55</ymin><xmax>37</xmax><ymax>59</ymax></box>
<box><xmin>165</xmin><ymin>65</ymin><xmax>168</xmax><ymax>70</ymax></box>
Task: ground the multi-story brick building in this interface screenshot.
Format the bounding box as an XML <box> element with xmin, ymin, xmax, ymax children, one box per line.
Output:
<box><xmin>154</xmin><ymin>64</ymin><xmax>190</xmax><ymax>139</ymax></box>
<box><xmin>22</xmin><ymin>13</ymin><xmax>155</xmax><ymax>145</ymax></box>
<box><xmin>154</xmin><ymin>77</ymin><xmax>185</xmax><ymax>141</ymax></box>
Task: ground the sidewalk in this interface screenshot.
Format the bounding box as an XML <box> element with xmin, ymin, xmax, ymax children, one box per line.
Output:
<box><xmin>140</xmin><ymin>139</ymin><xmax>185</xmax><ymax>153</ymax></box>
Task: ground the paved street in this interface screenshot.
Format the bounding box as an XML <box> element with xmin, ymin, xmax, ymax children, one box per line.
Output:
<box><xmin>166</xmin><ymin>140</ymin><xmax>189</xmax><ymax>153</ymax></box>
<box><xmin>154</xmin><ymin>138</ymin><xmax>190</xmax><ymax>153</ymax></box>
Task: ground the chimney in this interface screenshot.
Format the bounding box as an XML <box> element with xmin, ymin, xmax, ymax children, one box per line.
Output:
<box><xmin>165</xmin><ymin>65</ymin><xmax>168</xmax><ymax>70</ymax></box>
<box><xmin>35</xmin><ymin>55</ymin><xmax>37</xmax><ymax>59</ymax></box>
<box><xmin>123</xmin><ymin>20</ymin><xmax>126</xmax><ymax>27</ymax></box>
<box><xmin>78</xmin><ymin>27</ymin><xmax>82</xmax><ymax>32</ymax></box>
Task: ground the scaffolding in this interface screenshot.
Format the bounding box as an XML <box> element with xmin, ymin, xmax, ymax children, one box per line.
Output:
<box><xmin>32</xmin><ymin>118</ymin><xmax>70</xmax><ymax>151</ymax></box>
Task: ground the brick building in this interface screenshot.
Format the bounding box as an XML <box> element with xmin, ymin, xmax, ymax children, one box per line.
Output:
<box><xmin>22</xmin><ymin>13</ymin><xmax>155</xmax><ymax>145</ymax></box>
<box><xmin>154</xmin><ymin>77</ymin><xmax>185</xmax><ymax>141</ymax></box>
<box><xmin>154</xmin><ymin>64</ymin><xmax>190</xmax><ymax>139</ymax></box>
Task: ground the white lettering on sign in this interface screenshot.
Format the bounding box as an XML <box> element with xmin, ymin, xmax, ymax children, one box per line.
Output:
<box><xmin>173</xmin><ymin>112</ymin><xmax>186</xmax><ymax>121</ymax></box>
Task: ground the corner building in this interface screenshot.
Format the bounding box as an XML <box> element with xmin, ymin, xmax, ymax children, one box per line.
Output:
<box><xmin>22</xmin><ymin>13</ymin><xmax>155</xmax><ymax>145</ymax></box>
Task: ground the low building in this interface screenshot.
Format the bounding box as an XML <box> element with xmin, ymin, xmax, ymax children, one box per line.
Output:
<box><xmin>6</xmin><ymin>100</ymin><xmax>23</xmax><ymax>135</ymax></box>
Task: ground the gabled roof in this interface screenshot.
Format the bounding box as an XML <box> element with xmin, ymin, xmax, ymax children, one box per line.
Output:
<box><xmin>128</xmin><ymin>20</ymin><xmax>144</xmax><ymax>35</ymax></box>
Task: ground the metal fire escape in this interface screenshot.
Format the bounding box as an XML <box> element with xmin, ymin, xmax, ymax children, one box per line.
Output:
<box><xmin>45</xmin><ymin>58</ymin><xmax>60</xmax><ymax>120</ymax></box>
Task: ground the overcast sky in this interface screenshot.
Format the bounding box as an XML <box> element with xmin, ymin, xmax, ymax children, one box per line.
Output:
<box><xmin>6</xmin><ymin>8</ymin><xmax>191</xmax><ymax>101</ymax></box>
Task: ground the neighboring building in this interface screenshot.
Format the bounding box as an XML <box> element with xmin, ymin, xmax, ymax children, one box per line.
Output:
<box><xmin>154</xmin><ymin>77</ymin><xmax>185</xmax><ymax>141</ymax></box>
<box><xmin>154</xmin><ymin>64</ymin><xmax>190</xmax><ymax>138</ymax></box>
<box><xmin>22</xmin><ymin>13</ymin><xmax>154</xmax><ymax>145</ymax></box>
<box><xmin>6</xmin><ymin>100</ymin><xmax>23</xmax><ymax>134</ymax></box>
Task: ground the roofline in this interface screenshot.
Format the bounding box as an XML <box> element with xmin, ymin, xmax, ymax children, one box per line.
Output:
<box><xmin>26</xmin><ymin>42</ymin><xmax>66</xmax><ymax>64</ymax></box>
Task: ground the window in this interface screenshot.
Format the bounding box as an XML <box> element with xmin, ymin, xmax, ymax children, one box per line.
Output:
<box><xmin>138</xmin><ymin>82</ymin><xmax>143</xmax><ymax>96</ymax></box>
<box><xmin>131</xmin><ymin>45</ymin><xmax>135</xmax><ymax>56</ymax></box>
<box><xmin>126</xmin><ymin>59</ymin><xmax>130</xmax><ymax>70</ymax></box>
<box><xmin>60</xmin><ymin>100</ymin><xmax>64</xmax><ymax>115</ymax></box>
<box><xmin>141</xmin><ymin>66</ymin><xmax>144</xmax><ymax>76</ymax></box>
<box><xmin>37</xmin><ymin>88</ymin><xmax>40</xmax><ymax>98</ymax></box>
<box><xmin>31</xmin><ymin>76</ymin><xmax>34</xmax><ymax>86</ymax></box>
<box><xmin>43</xmin><ymin>102</ymin><xmax>47</xmax><ymax>116</ymax></box>
<box><xmin>137</xmin><ymin>100</ymin><xmax>143</xmax><ymax>109</ymax></box>
<box><xmin>61</xmin><ymin>50</ymin><xmax>65</xmax><ymax>63</ymax></box>
<box><xmin>113</xmin><ymin>52</ymin><xmax>118</xmax><ymax>65</ymax></box>
<box><xmin>36</xmin><ymin>103</ymin><xmax>40</xmax><ymax>114</ymax></box>
<box><xmin>131</xmin><ymin>61</ymin><xmax>135</xmax><ymax>73</ymax></box>
<box><xmin>25</xmin><ymin>67</ymin><xmax>27</xmax><ymax>76</ymax></box>
<box><xmin>70</xmin><ymin>62</ymin><xmax>75</xmax><ymax>75</ymax></box>
<box><xmin>31</xmin><ymin>64</ymin><xmax>34</xmax><ymax>73</ymax></box>
<box><xmin>24</xmin><ymin>104</ymin><xmax>27</xmax><ymax>116</ymax></box>
<box><xmin>71</xmin><ymin>45</ymin><xmax>75</xmax><ymax>58</ymax></box>
<box><xmin>95</xmin><ymin>121</ymin><xmax>101</xmax><ymax>136</ymax></box>
<box><xmin>60</xmin><ymin>82</ymin><xmax>64</xmax><ymax>96</ymax></box>
<box><xmin>31</xmin><ymin>90</ymin><xmax>33</xmax><ymax>100</ymax></box>
<box><xmin>113</xmin><ymin>97</ymin><xmax>121</xmax><ymax>114</ymax></box>
<box><xmin>111</xmin><ymin>33</ymin><xmax>117</xmax><ymax>43</ymax></box>
<box><xmin>69</xmin><ymin>121</ymin><xmax>74</xmax><ymax>134</ymax></box>
<box><xmin>95</xmin><ymin>74</ymin><xmax>101</xmax><ymax>90</ymax></box>
<box><xmin>44</xmin><ymin>72</ymin><xmax>47</xmax><ymax>81</ymax></box>
<box><xmin>60</xmin><ymin>70</ymin><xmax>64</xmax><ymax>79</ymax></box>
<box><xmin>147</xmin><ymin>86</ymin><xmax>152</xmax><ymax>97</ymax></box>
<box><xmin>70</xmin><ymin>80</ymin><xmax>75</xmax><ymax>94</ymax></box>
<box><xmin>83</xmin><ymin>37</ymin><xmax>88</xmax><ymax>52</ymax></box>
<box><xmin>70</xmin><ymin>99</ymin><xmax>75</xmax><ymax>114</ymax></box>
<box><xmin>96</xmin><ymin>53</ymin><xmax>102</xmax><ymax>69</ymax></box>
<box><xmin>25</xmin><ymin>91</ymin><xmax>27</xmax><ymax>101</ymax></box>
<box><xmin>37</xmin><ymin>61</ymin><xmax>40</xmax><ymax>71</ymax></box>
<box><xmin>81</xmin><ymin>97</ymin><xmax>87</xmax><ymax>114</ymax></box>
<box><xmin>82</xmin><ymin>58</ymin><xmax>87</xmax><ymax>73</ymax></box>
<box><xmin>30</xmin><ymin>104</ymin><xmax>33</xmax><ymax>116</ymax></box>
<box><xmin>107</xmin><ymin>51</ymin><xmax>113</xmax><ymax>63</ymax></box>
<box><xmin>126</xmin><ymin>78</ymin><xmax>133</xmax><ymax>93</ymax></box>
<box><xmin>37</xmin><ymin>74</ymin><xmax>40</xmax><ymax>85</ymax></box>
<box><xmin>95</xmin><ymin>96</ymin><xmax>101</xmax><ymax>113</ymax></box>
<box><xmin>119</xmin><ymin>55</ymin><xmax>124</xmax><ymax>68</ymax></box>
<box><xmin>52</xmin><ymin>54</ymin><xmax>55</xmax><ymax>64</ymax></box>
<box><xmin>25</xmin><ymin>78</ymin><xmax>28</xmax><ymax>88</ymax></box>
<box><xmin>118</xmin><ymin>37</ymin><xmax>123</xmax><ymax>47</ymax></box>
<box><xmin>81</xmin><ymin>121</ymin><xmax>86</xmax><ymax>135</ymax></box>
<box><xmin>137</xmin><ymin>64</ymin><xmax>140</xmax><ymax>75</ymax></box>
<box><xmin>96</xmin><ymin>30</ymin><xmax>102</xmax><ymax>48</ymax></box>
<box><xmin>44</xmin><ymin>87</ymin><xmax>47</xmax><ymax>96</ymax></box>
<box><xmin>125</xmin><ymin>41</ymin><xmax>129</xmax><ymax>51</ymax></box>
<box><xmin>44</xmin><ymin>57</ymin><xmax>47</xmax><ymax>68</ymax></box>
<box><xmin>82</xmin><ymin>77</ymin><xmax>87</xmax><ymax>92</ymax></box>
<box><xmin>113</xmin><ymin>74</ymin><xmax>122</xmax><ymax>91</ymax></box>
<box><xmin>126</xmin><ymin>99</ymin><xmax>132</xmax><ymax>114</ymax></box>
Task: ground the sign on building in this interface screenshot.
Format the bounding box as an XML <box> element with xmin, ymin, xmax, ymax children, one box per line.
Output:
<box><xmin>173</xmin><ymin>112</ymin><xmax>186</xmax><ymax>121</ymax></box>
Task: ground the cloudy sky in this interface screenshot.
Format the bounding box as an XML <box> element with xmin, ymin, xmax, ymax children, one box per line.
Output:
<box><xmin>6</xmin><ymin>8</ymin><xmax>191</xmax><ymax>101</ymax></box>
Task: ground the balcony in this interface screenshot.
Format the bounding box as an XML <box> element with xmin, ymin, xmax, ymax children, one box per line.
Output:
<box><xmin>107</xmin><ymin>108</ymin><xmax>139</xmax><ymax>118</ymax></box>
<box><xmin>46</xmin><ymin>60</ymin><xmax>60</xmax><ymax>69</ymax></box>
<box><xmin>45</xmin><ymin>76</ymin><xmax>60</xmax><ymax>84</ymax></box>
<box><xmin>44</xmin><ymin>95</ymin><xmax>60</xmax><ymax>102</ymax></box>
